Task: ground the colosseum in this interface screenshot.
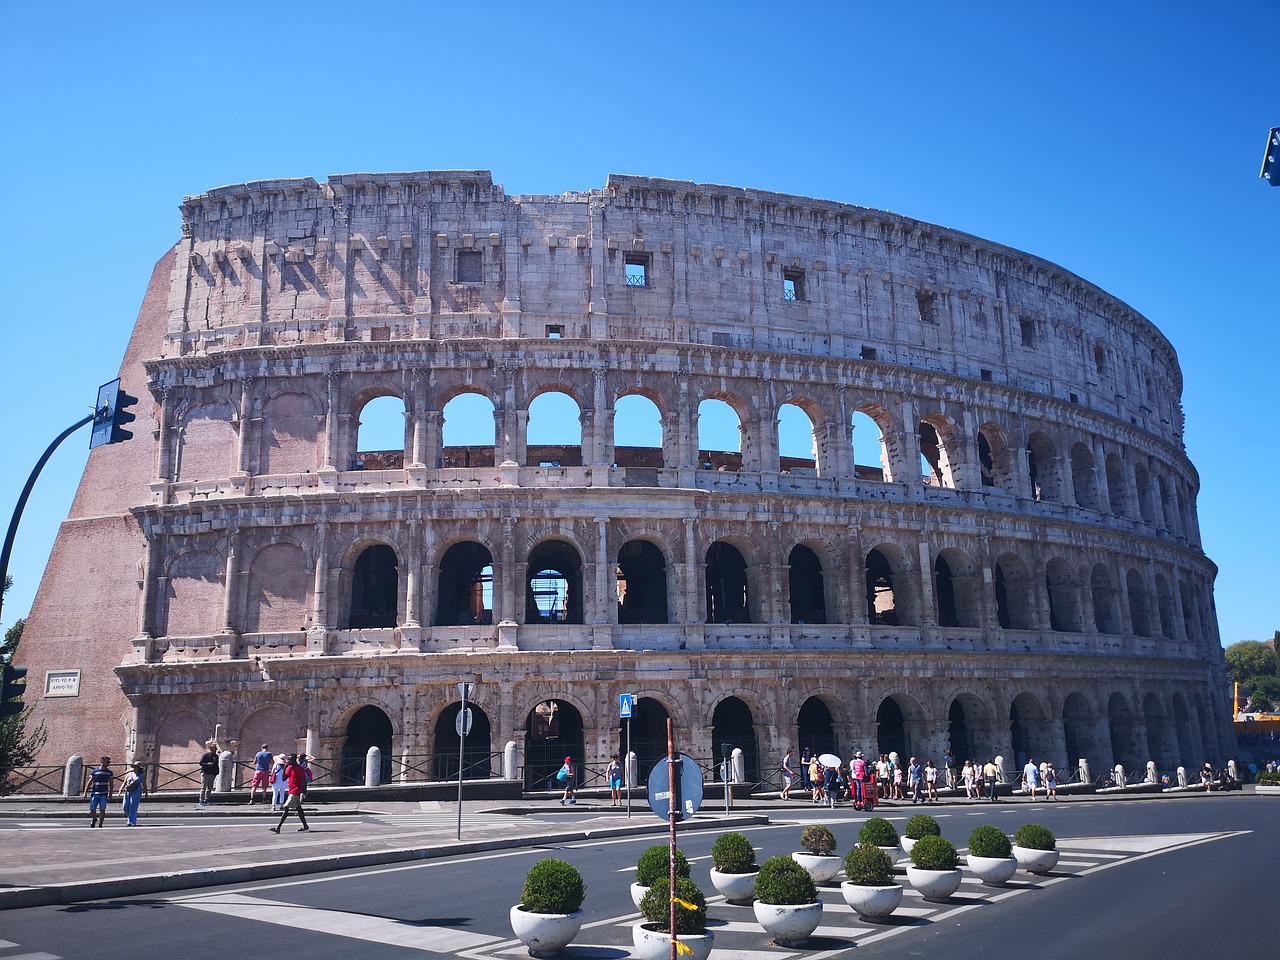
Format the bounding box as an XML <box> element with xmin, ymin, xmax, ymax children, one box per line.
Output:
<box><xmin>16</xmin><ymin>169</ymin><xmax>1233</xmax><ymax>791</ymax></box>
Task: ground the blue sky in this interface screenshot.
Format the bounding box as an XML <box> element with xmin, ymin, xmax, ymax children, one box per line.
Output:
<box><xmin>0</xmin><ymin>2</ymin><xmax>1275</xmax><ymax>647</ymax></box>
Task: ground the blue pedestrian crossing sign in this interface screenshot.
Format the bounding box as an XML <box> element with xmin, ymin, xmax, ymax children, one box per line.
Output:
<box><xmin>619</xmin><ymin>694</ymin><xmax>634</xmax><ymax>719</ymax></box>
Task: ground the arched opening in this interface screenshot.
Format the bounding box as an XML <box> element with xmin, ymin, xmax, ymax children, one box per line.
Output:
<box><xmin>433</xmin><ymin>703</ymin><xmax>492</xmax><ymax>780</ymax></box>
<box><xmin>948</xmin><ymin>699</ymin><xmax>973</xmax><ymax>763</ymax></box>
<box><xmin>1063</xmin><ymin>693</ymin><xmax>1096</xmax><ymax>773</ymax></box>
<box><xmin>1144</xmin><ymin>692</ymin><xmax>1172</xmax><ymax>771</ymax></box>
<box><xmin>1091</xmin><ymin>564</ymin><xmax>1120</xmax><ymax>634</ymax></box>
<box><xmin>617</xmin><ymin>540</ymin><xmax>669</xmax><ymax>624</ymax></box>
<box><xmin>918</xmin><ymin>419</ymin><xmax>955</xmax><ymax>488</ymax></box>
<box><xmin>1026</xmin><ymin>432</ymin><xmax>1059</xmax><ymax>502</ymax></box>
<box><xmin>525</xmin><ymin>540</ymin><xmax>583</xmax><ymax>624</ymax></box>
<box><xmin>441</xmin><ymin>392</ymin><xmax>497</xmax><ymax>468</ymax></box>
<box><xmin>1155</xmin><ymin>575</ymin><xmax>1175</xmax><ymax>639</ymax></box>
<box><xmin>1134</xmin><ymin>461</ymin><xmax>1155</xmax><ymax>523</ymax></box>
<box><xmin>435</xmin><ymin>542</ymin><xmax>494</xmax><ymax>626</ymax></box>
<box><xmin>614</xmin><ymin>394</ymin><xmax>664</xmax><ymax>468</ymax></box>
<box><xmin>527</xmin><ymin>390</ymin><xmax>583</xmax><ymax>467</ymax></box>
<box><xmin>934</xmin><ymin>549</ymin><xmax>981</xmax><ymax>628</ymax></box>
<box><xmin>1108</xmin><ymin>693</ymin><xmax>1141</xmax><ymax>773</ymax></box>
<box><xmin>797</xmin><ymin>697</ymin><xmax>838</xmax><ymax>759</ymax></box>
<box><xmin>705</xmin><ymin>541</ymin><xmax>751</xmax><ymax>624</ymax></box>
<box><xmin>1009</xmin><ymin>699</ymin><xmax>1031</xmax><ymax>768</ymax></box>
<box><xmin>1127</xmin><ymin>569</ymin><xmax>1151</xmax><ymax>637</ymax></box>
<box><xmin>1071</xmin><ymin>442</ymin><xmax>1099</xmax><ymax>510</ymax></box>
<box><xmin>935</xmin><ymin>554</ymin><xmax>959</xmax><ymax>627</ymax></box>
<box><xmin>348</xmin><ymin>544</ymin><xmax>398</xmax><ymax>628</ymax></box>
<box><xmin>712</xmin><ymin>697</ymin><xmax>759</xmax><ymax>783</ymax></box>
<box><xmin>1172</xmin><ymin>694</ymin><xmax>1195</xmax><ymax>770</ymax></box>
<box><xmin>977</xmin><ymin>425</ymin><xmax>1014</xmax><ymax>490</ymax></box>
<box><xmin>1105</xmin><ymin>453</ymin><xmax>1128</xmax><ymax>515</ymax></box>
<box><xmin>876</xmin><ymin>697</ymin><xmax>908</xmax><ymax>760</ymax></box>
<box><xmin>788</xmin><ymin>545</ymin><xmax>827</xmax><ymax>624</ymax></box>
<box><xmin>1179</xmin><ymin>580</ymin><xmax>1198</xmax><ymax>641</ymax></box>
<box><xmin>524</xmin><ymin>699</ymin><xmax>585</xmax><ymax>790</ymax></box>
<box><xmin>977</xmin><ymin>431</ymin><xmax>996</xmax><ymax>487</ymax></box>
<box><xmin>355</xmin><ymin>394</ymin><xmax>406</xmax><ymax>469</ymax></box>
<box><xmin>697</xmin><ymin>398</ymin><xmax>743</xmax><ymax>471</ymax></box>
<box><xmin>778</xmin><ymin>402</ymin><xmax>818</xmax><ymax>474</ymax></box>
<box><xmin>1045</xmin><ymin>558</ymin><xmax>1080</xmax><ymax>633</ymax></box>
<box><xmin>852</xmin><ymin>409</ymin><xmax>891</xmax><ymax>482</ymax></box>
<box><xmin>619</xmin><ymin>697</ymin><xmax>671</xmax><ymax>784</ymax></box>
<box><xmin>994</xmin><ymin>553</ymin><xmax>1034</xmax><ymax>630</ymax></box>
<box><xmin>341</xmin><ymin>705</ymin><xmax>393</xmax><ymax>785</ymax></box>
<box><xmin>866</xmin><ymin>548</ymin><xmax>903</xmax><ymax>625</ymax></box>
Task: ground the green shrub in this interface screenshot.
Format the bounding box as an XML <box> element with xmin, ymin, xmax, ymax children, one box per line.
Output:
<box><xmin>967</xmin><ymin>825</ymin><xmax>1012</xmax><ymax>858</ymax></box>
<box><xmin>711</xmin><ymin>832</ymin><xmax>758</xmax><ymax>873</ymax></box>
<box><xmin>520</xmin><ymin>858</ymin><xmax>585</xmax><ymax>914</ymax></box>
<box><xmin>639</xmin><ymin>875</ymin><xmax>707</xmax><ymax>935</ymax></box>
<box><xmin>843</xmin><ymin>843</ymin><xmax>894</xmax><ymax>886</ymax></box>
<box><xmin>857</xmin><ymin>817</ymin><xmax>899</xmax><ymax>847</ymax></box>
<box><xmin>909</xmin><ymin>835</ymin><xmax>959</xmax><ymax>871</ymax></box>
<box><xmin>754</xmin><ymin>856</ymin><xmax>818</xmax><ymax>905</ymax></box>
<box><xmin>1013</xmin><ymin>823</ymin><xmax>1056</xmax><ymax>851</ymax></box>
<box><xmin>1257</xmin><ymin>771</ymin><xmax>1280</xmax><ymax>786</ymax></box>
<box><xmin>903</xmin><ymin>813</ymin><xmax>941</xmax><ymax>839</ymax></box>
<box><xmin>800</xmin><ymin>823</ymin><xmax>837</xmax><ymax>856</ymax></box>
<box><xmin>636</xmin><ymin>844</ymin><xmax>691</xmax><ymax>886</ymax></box>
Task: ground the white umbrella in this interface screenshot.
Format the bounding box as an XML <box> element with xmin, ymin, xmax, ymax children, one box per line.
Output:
<box><xmin>818</xmin><ymin>753</ymin><xmax>841</xmax><ymax>768</ymax></box>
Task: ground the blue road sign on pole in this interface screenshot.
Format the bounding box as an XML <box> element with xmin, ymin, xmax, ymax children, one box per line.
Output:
<box><xmin>619</xmin><ymin>693</ymin><xmax>633</xmax><ymax>719</ymax></box>
<box><xmin>646</xmin><ymin>753</ymin><xmax>704</xmax><ymax>822</ymax></box>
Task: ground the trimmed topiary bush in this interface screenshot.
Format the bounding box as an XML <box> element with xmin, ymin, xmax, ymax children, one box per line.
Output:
<box><xmin>857</xmin><ymin>817</ymin><xmax>899</xmax><ymax>848</ymax></box>
<box><xmin>844</xmin><ymin>843</ymin><xmax>895</xmax><ymax>886</ymax></box>
<box><xmin>903</xmin><ymin>814</ymin><xmax>942</xmax><ymax>840</ymax></box>
<box><xmin>712</xmin><ymin>832</ymin><xmax>758</xmax><ymax>873</ymax></box>
<box><xmin>754</xmin><ymin>856</ymin><xmax>819</xmax><ymax>905</ymax></box>
<box><xmin>520</xmin><ymin>858</ymin><xmax>586</xmax><ymax>914</ymax></box>
<box><xmin>1013</xmin><ymin>823</ymin><xmax>1056</xmax><ymax>851</ymax></box>
<box><xmin>636</xmin><ymin>844</ymin><xmax>692</xmax><ymax>886</ymax></box>
<box><xmin>800</xmin><ymin>824</ymin><xmax>837</xmax><ymax>856</ymax></box>
<box><xmin>968</xmin><ymin>825</ymin><xmax>1012</xmax><ymax>859</ymax></box>
<box><xmin>909</xmin><ymin>835</ymin><xmax>959</xmax><ymax>871</ymax></box>
<box><xmin>639</xmin><ymin>876</ymin><xmax>708</xmax><ymax>935</ymax></box>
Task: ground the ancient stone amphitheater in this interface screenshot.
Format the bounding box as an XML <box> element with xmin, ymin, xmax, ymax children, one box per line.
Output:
<box><xmin>19</xmin><ymin>170</ymin><xmax>1232</xmax><ymax>790</ymax></box>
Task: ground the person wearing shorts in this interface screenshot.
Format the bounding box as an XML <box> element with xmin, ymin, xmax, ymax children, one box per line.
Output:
<box><xmin>249</xmin><ymin>743</ymin><xmax>273</xmax><ymax>804</ymax></box>
<box><xmin>607</xmin><ymin>754</ymin><xmax>624</xmax><ymax>806</ymax></box>
<box><xmin>84</xmin><ymin>756</ymin><xmax>114</xmax><ymax>827</ymax></box>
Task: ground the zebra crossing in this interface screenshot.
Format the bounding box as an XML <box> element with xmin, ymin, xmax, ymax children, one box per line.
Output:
<box><xmin>167</xmin><ymin>831</ymin><xmax>1242</xmax><ymax>958</ymax></box>
<box><xmin>0</xmin><ymin>938</ymin><xmax>61</xmax><ymax>960</ymax></box>
<box><xmin>372</xmin><ymin>809</ymin><xmax>554</xmax><ymax>829</ymax></box>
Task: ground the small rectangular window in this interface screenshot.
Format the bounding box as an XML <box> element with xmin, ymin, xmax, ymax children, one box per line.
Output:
<box><xmin>624</xmin><ymin>254</ymin><xmax>650</xmax><ymax>287</ymax></box>
<box><xmin>783</xmin><ymin>268</ymin><xmax>805</xmax><ymax>302</ymax></box>
<box><xmin>1069</xmin><ymin>392</ymin><xmax>1079</xmax><ymax>404</ymax></box>
<box><xmin>980</xmin><ymin>368</ymin><xmax>993</xmax><ymax>382</ymax></box>
<box><xmin>916</xmin><ymin>290</ymin><xmax>936</xmax><ymax>324</ymax></box>
<box><xmin>860</xmin><ymin>346</ymin><xmax>878</xmax><ymax>361</ymax></box>
<box><xmin>456</xmin><ymin>249</ymin><xmax>482</xmax><ymax>283</ymax></box>
<box><xmin>546</xmin><ymin>325</ymin><xmax>563</xmax><ymax>339</ymax></box>
<box><xmin>1019</xmin><ymin>317</ymin><xmax>1035</xmax><ymax>348</ymax></box>
<box><xmin>712</xmin><ymin>332</ymin><xmax>732</xmax><ymax>347</ymax></box>
<box><xmin>1094</xmin><ymin>345</ymin><xmax>1107</xmax><ymax>376</ymax></box>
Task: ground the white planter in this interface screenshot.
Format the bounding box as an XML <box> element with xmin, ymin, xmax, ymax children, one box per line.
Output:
<box><xmin>709</xmin><ymin>867</ymin><xmax>757</xmax><ymax>905</ymax></box>
<box><xmin>878</xmin><ymin>843</ymin><xmax>901</xmax><ymax>862</ymax></box>
<box><xmin>839</xmin><ymin>881</ymin><xmax>903</xmax><ymax>921</ymax></box>
<box><xmin>632</xmin><ymin>922</ymin><xmax>714</xmax><ymax>960</ymax></box>
<box><xmin>900</xmin><ymin>835</ymin><xmax>918</xmax><ymax>855</ymax></box>
<box><xmin>905</xmin><ymin>866</ymin><xmax>963</xmax><ymax>902</ymax></box>
<box><xmin>630</xmin><ymin>882</ymin><xmax>649</xmax><ymax>910</ymax></box>
<box><xmin>791</xmin><ymin>851</ymin><xmax>842</xmax><ymax>884</ymax></box>
<box><xmin>1012</xmin><ymin>845</ymin><xmax>1060</xmax><ymax>875</ymax></box>
<box><xmin>752</xmin><ymin>900</ymin><xmax>823</xmax><ymax>947</ymax></box>
<box><xmin>509</xmin><ymin>905</ymin><xmax>584</xmax><ymax>958</ymax></box>
<box><xmin>966</xmin><ymin>854</ymin><xmax>1018</xmax><ymax>886</ymax></box>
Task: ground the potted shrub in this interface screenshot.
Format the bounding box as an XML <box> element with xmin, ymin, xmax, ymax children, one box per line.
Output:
<box><xmin>965</xmin><ymin>824</ymin><xmax>1017</xmax><ymax>886</ymax></box>
<box><xmin>1012</xmin><ymin>823</ymin><xmax>1060</xmax><ymax>875</ymax></box>
<box><xmin>791</xmin><ymin>823</ymin><xmax>841</xmax><ymax>884</ymax></box>
<box><xmin>509</xmin><ymin>857</ymin><xmax>586</xmax><ymax>957</ymax></box>
<box><xmin>635</xmin><ymin>875</ymin><xmax>714</xmax><ymax>960</ymax></box>
<box><xmin>905</xmin><ymin>834</ymin><xmax>963</xmax><ymax>902</ymax></box>
<box><xmin>752</xmin><ymin>855</ymin><xmax>822</xmax><ymax>947</ymax></box>
<box><xmin>840</xmin><ymin>843</ymin><xmax>903</xmax><ymax>922</ymax></box>
<box><xmin>709</xmin><ymin>831</ymin><xmax>759</xmax><ymax>905</ymax></box>
<box><xmin>632</xmin><ymin>844</ymin><xmax>691</xmax><ymax>909</ymax></box>
<box><xmin>901</xmin><ymin>813</ymin><xmax>941</xmax><ymax>855</ymax></box>
<box><xmin>857</xmin><ymin>816</ymin><xmax>900</xmax><ymax>861</ymax></box>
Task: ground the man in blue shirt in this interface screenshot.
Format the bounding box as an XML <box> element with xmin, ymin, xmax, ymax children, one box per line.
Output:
<box><xmin>83</xmin><ymin>756</ymin><xmax>114</xmax><ymax>827</ymax></box>
<box><xmin>249</xmin><ymin>743</ymin><xmax>274</xmax><ymax>804</ymax></box>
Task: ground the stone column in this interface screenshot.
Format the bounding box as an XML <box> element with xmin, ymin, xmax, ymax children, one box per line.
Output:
<box><xmin>593</xmin><ymin>517</ymin><xmax>611</xmax><ymax>624</ymax></box>
<box><xmin>309</xmin><ymin>523</ymin><xmax>329</xmax><ymax>654</ymax></box>
<box><xmin>592</xmin><ymin>367</ymin><xmax>612</xmax><ymax>467</ymax></box>
<box><xmin>497</xmin><ymin>516</ymin><xmax>518</xmax><ymax>626</ymax></box>
<box><xmin>221</xmin><ymin>529</ymin><xmax>240</xmax><ymax>634</ymax></box>
<box><xmin>683</xmin><ymin>518</ymin><xmax>699</xmax><ymax>623</ymax></box>
<box><xmin>324</xmin><ymin>373</ymin><xmax>340</xmax><ymax>469</ymax></box>
<box><xmin>403</xmin><ymin>519</ymin><xmax>421</xmax><ymax>628</ymax></box>
<box><xmin>235</xmin><ymin>378</ymin><xmax>253</xmax><ymax>475</ymax></box>
<box><xmin>917</xmin><ymin>540</ymin><xmax>936</xmax><ymax>627</ymax></box>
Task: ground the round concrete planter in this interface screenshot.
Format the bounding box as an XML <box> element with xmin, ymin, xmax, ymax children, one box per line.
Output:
<box><xmin>905</xmin><ymin>866</ymin><xmax>963</xmax><ymax>902</ymax></box>
<box><xmin>709</xmin><ymin>868</ymin><xmax>758</xmax><ymax>905</ymax></box>
<box><xmin>839</xmin><ymin>881</ymin><xmax>903</xmax><ymax>921</ymax></box>
<box><xmin>509</xmin><ymin>905</ymin><xmax>584</xmax><ymax>958</ymax></box>
<box><xmin>1012</xmin><ymin>845</ymin><xmax>1060</xmax><ymax>875</ymax></box>
<box><xmin>966</xmin><ymin>854</ymin><xmax>1018</xmax><ymax>886</ymax></box>
<box><xmin>900</xmin><ymin>836</ymin><xmax>918</xmax><ymax>856</ymax></box>
<box><xmin>632</xmin><ymin>923</ymin><xmax>714</xmax><ymax>960</ymax></box>
<box><xmin>752</xmin><ymin>900</ymin><xmax>823</xmax><ymax>947</ymax></box>
<box><xmin>629</xmin><ymin>882</ymin><xmax>649</xmax><ymax>910</ymax></box>
<box><xmin>791</xmin><ymin>851</ymin><xmax>842</xmax><ymax>885</ymax></box>
<box><xmin>878</xmin><ymin>843</ymin><xmax>901</xmax><ymax>863</ymax></box>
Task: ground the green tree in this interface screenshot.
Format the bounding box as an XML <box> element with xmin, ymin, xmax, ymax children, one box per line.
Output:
<box><xmin>1224</xmin><ymin>640</ymin><xmax>1278</xmax><ymax>687</ymax></box>
<box><xmin>1</xmin><ymin>578</ymin><xmax>46</xmax><ymax>794</ymax></box>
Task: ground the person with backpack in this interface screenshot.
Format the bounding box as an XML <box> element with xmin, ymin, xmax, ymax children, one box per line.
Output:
<box><xmin>269</xmin><ymin>755</ymin><xmax>310</xmax><ymax>833</ymax></box>
<box><xmin>556</xmin><ymin>756</ymin><xmax>576</xmax><ymax>805</ymax></box>
<box><xmin>119</xmin><ymin>761</ymin><xmax>148</xmax><ymax>826</ymax></box>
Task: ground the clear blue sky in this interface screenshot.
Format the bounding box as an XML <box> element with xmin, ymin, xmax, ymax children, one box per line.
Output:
<box><xmin>1</xmin><ymin>2</ymin><xmax>1275</xmax><ymax>647</ymax></box>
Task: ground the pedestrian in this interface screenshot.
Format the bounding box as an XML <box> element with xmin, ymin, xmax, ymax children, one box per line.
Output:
<box><xmin>119</xmin><ymin>761</ymin><xmax>147</xmax><ymax>826</ymax></box>
<box><xmin>962</xmin><ymin>759</ymin><xmax>976</xmax><ymax>799</ymax></box>
<box><xmin>924</xmin><ymin>759</ymin><xmax>938</xmax><ymax>801</ymax></box>
<box><xmin>1045</xmin><ymin>763</ymin><xmax>1058</xmax><ymax>800</ymax></box>
<box><xmin>780</xmin><ymin>748</ymin><xmax>795</xmax><ymax>800</ymax></box>
<box><xmin>607</xmin><ymin>753</ymin><xmax>624</xmax><ymax>806</ymax></box>
<box><xmin>799</xmin><ymin>748</ymin><xmax>812</xmax><ymax>792</ymax></box>
<box><xmin>84</xmin><ymin>756</ymin><xmax>114</xmax><ymax>827</ymax></box>
<box><xmin>823</xmin><ymin>761</ymin><xmax>839</xmax><ymax>808</ymax></box>
<box><xmin>809</xmin><ymin>755</ymin><xmax>823</xmax><ymax>803</ymax></box>
<box><xmin>1022</xmin><ymin>757</ymin><xmax>1039</xmax><ymax>800</ymax></box>
<box><xmin>943</xmin><ymin>749</ymin><xmax>956</xmax><ymax>789</ymax></box>
<box><xmin>270</xmin><ymin>754</ymin><xmax>289</xmax><ymax>810</ymax></box>
<box><xmin>850</xmin><ymin>751</ymin><xmax>867</xmax><ymax>808</ymax></box>
<box><xmin>198</xmin><ymin>739</ymin><xmax>219</xmax><ymax>806</ymax></box>
<box><xmin>891</xmin><ymin>756</ymin><xmax>904</xmax><ymax>800</ymax></box>
<box><xmin>269</xmin><ymin>754</ymin><xmax>310</xmax><ymax>833</ymax></box>
<box><xmin>556</xmin><ymin>756</ymin><xmax>576</xmax><ymax>805</ymax></box>
<box><xmin>249</xmin><ymin>743</ymin><xmax>273</xmax><ymax>804</ymax></box>
<box><xmin>984</xmin><ymin>758</ymin><xmax>999</xmax><ymax>801</ymax></box>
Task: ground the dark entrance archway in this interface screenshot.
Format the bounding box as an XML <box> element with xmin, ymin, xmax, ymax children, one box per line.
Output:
<box><xmin>617</xmin><ymin>540</ymin><xmax>669</xmax><ymax>624</ymax></box>
<box><xmin>876</xmin><ymin>697</ymin><xmax>908</xmax><ymax>760</ymax></box>
<box><xmin>797</xmin><ymin>697</ymin><xmax>837</xmax><ymax>758</ymax></box>
<box><xmin>618</xmin><ymin>697</ymin><xmax>671</xmax><ymax>784</ymax></box>
<box><xmin>788</xmin><ymin>546</ymin><xmax>827</xmax><ymax>624</ymax></box>
<box><xmin>712</xmin><ymin>697</ymin><xmax>758</xmax><ymax>783</ymax></box>
<box><xmin>433</xmin><ymin>703</ymin><xmax>493</xmax><ymax>780</ymax></box>
<box><xmin>348</xmin><ymin>544</ymin><xmax>398</xmax><ymax>628</ymax></box>
<box><xmin>1009</xmin><ymin>700</ymin><xmax>1030</xmax><ymax>767</ymax></box>
<box><xmin>705</xmin><ymin>542</ymin><xmax>750</xmax><ymax>623</ymax></box>
<box><xmin>435</xmin><ymin>542</ymin><xmax>493</xmax><ymax>625</ymax></box>
<box><xmin>948</xmin><ymin>699</ymin><xmax>972</xmax><ymax>762</ymax></box>
<box><xmin>525</xmin><ymin>541</ymin><xmax>583</xmax><ymax>624</ymax></box>
<box><xmin>524</xmin><ymin>699</ymin><xmax>585</xmax><ymax>790</ymax></box>
<box><xmin>341</xmin><ymin>705</ymin><xmax>393</xmax><ymax>785</ymax></box>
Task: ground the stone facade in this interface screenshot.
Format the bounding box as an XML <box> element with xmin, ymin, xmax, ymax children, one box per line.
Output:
<box><xmin>17</xmin><ymin>170</ymin><xmax>1232</xmax><ymax>788</ymax></box>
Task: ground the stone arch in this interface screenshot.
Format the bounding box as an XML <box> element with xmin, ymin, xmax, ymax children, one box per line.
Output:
<box><xmin>852</xmin><ymin>404</ymin><xmax>897</xmax><ymax>482</ymax></box>
<box><xmin>1062</xmin><ymin>692</ymin><xmax>1098</xmax><ymax>774</ymax></box>
<box><xmin>946</xmin><ymin>692</ymin><xmax>991</xmax><ymax>763</ymax></box>
<box><xmin>1143</xmin><ymin>691</ymin><xmax>1173</xmax><ymax>772</ymax></box>
<box><xmin>1178</xmin><ymin>579</ymin><xmax>1199</xmax><ymax>641</ymax></box>
<box><xmin>441</xmin><ymin>389</ymin><xmax>497</xmax><ymax>467</ymax></box>
<box><xmin>1108</xmin><ymin>692</ymin><xmax>1142</xmax><ymax>772</ymax></box>
<box><xmin>977</xmin><ymin>422</ymin><xmax>1015</xmax><ymax>491</ymax></box>
<box><xmin>1155</xmin><ymin>574</ymin><xmax>1175</xmax><ymax>640</ymax></box>
<box><xmin>613</xmin><ymin>392</ymin><xmax>665</xmax><ymax>469</ymax></box>
<box><xmin>620</xmin><ymin>694</ymin><xmax>674</xmax><ymax>782</ymax></box>
<box><xmin>175</xmin><ymin>401</ymin><xmax>237</xmax><ymax>482</ymax></box>
<box><xmin>697</xmin><ymin>395</ymin><xmax>746</xmax><ymax>470</ymax></box>
<box><xmin>1171</xmin><ymin>692</ymin><xmax>1196</xmax><ymax>770</ymax></box>
<box><xmin>874</xmin><ymin>691</ymin><xmax>925</xmax><ymax>760</ymax></box>
<box><xmin>705</xmin><ymin>540</ymin><xmax>753</xmax><ymax>624</ymax></box>
<box><xmin>244</xmin><ymin>540</ymin><xmax>311</xmax><ymax>634</ymax></box>
<box><xmin>236</xmin><ymin>703</ymin><xmax>304</xmax><ymax>761</ymax></box>
<box><xmin>259</xmin><ymin>390</ymin><xmax>322</xmax><ymax>475</ymax></box>
<box><xmin>435</xmin><ymin>540</ymin><xmax>494</xmax><ymax>626</ymax></box>
<box><xmin>1134</xmin><ymin>460</ymin><xmax>1155</xmax><ymax>523</ymax></box>
<box><xmin>1105</xmin><ymin>452</ymin><xmax>1129</xmax><ymax>516</ymax></box>
<box><xmin>787</xmin><ymin>543</ymin><xmax>827</xmax><ymax>624</ymax></box>
<box><xmin>1070</xmin><ymin>442</ymin><xmax>1101</xmax><ymax>510</ymax></box>
<box><xmin>711</xmin><ymin>695</ymin><xmax>759</xmax><ymax>783</ymax></box>
<box><xmin>154</xmin><ymin>709</ymin><xmax>213</xmax><ymax>766</ymax></box>
<box><xmin>934</xmin><ymin>547</ymin><xmax>981</xmax><ymax>628</ymax></box>
<box><xmin>353</xmin><ymin>391</ymin><xmax>407</xmax><ymax>466</ymax></box>
<box><xmin>1026</xmin><ymin>430</ymin><xmax>1061</xmax><ymax>502</ymax></box>
<box><xmin>617</xmin><ymin>538</ymin><xmax>670</xmax><ymax>625</ymax></box>
<box><xmin>865</xmin><ymin>542</ymin><xmax>917</xmax><ymax>626</ymax></box>
<box><xmin>526</xmin><ymin>389</ymin><xmax>583</xmax><ymax>466</ymax></box>
<box><xmin>526</xmin><ymin>538</ymin><xmax>584</xmax><ymax>624</ymax></box>
<box><xmin>1045</xmin><ymin>557</ymin><xmax>1081</xmax><ymax>632</ymax></box>
<box><xmin>433</xmin><ymin>701</ymin><xmax>493</xmax><ymax>780</ymax></box>
<box><xmin>163</xmin><ymin>548</ymin><xmax>224</xmax><ymax>638</ymax></box>
<box><xmin>994</xmin><ymin>552</ymin><xmax>1035</xmax><ymax>630</ymax></box>
<box><xmin>1126</xmin><ymin>568</ymin><xmax>1151</xmax><ymax>637</ymax></box>
<box><xmin>1091</xmin><ymin>563</ymin><xmax>1121</xmax><ymax>634</ymax></box>
<box><xmin>344</xmin><ymin>541</ymin><xmax>400</xmax><ymax>629</ymax></box>
<box><xmin>340</xmin><ymin>704</ymin><xmax>393</xmax><ymax>785</ymax></box>
<box><xmin>778</xmin><ymin>399</ymin><xmax>821</xmax><ymax>475</ymax></box>
<box><xmin>1008</xmin><ymin>691</ymin><xmax>1052</xmax><ymax>768</ymax></box>
<box><xmin>796</xmin><ymin>696</ymin><xmax>839</xmax><ymax>759</ymax></box>
<box><xmin>524</xmin><ymin>696</ymin><xmax>586</xmax><ymax>789</ymax></box>
<box><xmin>918</xmin><ymin>413</ymin><xmax>959</xmax><ymax>488</ymax></box>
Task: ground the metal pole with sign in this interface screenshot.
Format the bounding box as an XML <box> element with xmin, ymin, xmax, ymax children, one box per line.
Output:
<box><xmin>456</xmin><ymin>681</ymin><xmax>475</xmax><ymax>840</ymax></box>
<box><xmin>619</xmin><ymin>693</ymin><xmax>633</xmax><ymax>819</ymax></box>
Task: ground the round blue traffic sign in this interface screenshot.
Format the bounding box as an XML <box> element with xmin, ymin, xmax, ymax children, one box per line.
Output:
<box><xmin>646</xmin><ymin>753</ymin><xmax>704</xmax><ymax>822</ymax></box>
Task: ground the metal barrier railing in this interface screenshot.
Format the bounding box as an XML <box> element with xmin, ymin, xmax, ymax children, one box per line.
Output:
<box><xmin>0</xmin><ymin>764</ymin><xmax>65</xmax><ymax>796</ymax></box>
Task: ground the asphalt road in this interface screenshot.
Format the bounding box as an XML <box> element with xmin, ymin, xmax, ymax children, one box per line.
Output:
<box><xmin>1</xmin><ymin>796</ymin><xmax>1270</xmax><ymax>959</ymax></box>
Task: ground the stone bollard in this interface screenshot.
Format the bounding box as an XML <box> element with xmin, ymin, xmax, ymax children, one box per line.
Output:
<box><xmin>1177</xmin><ymin>766</ymin><xmax>1187</xmax><ymax>787</ymax></box>
<box><xmin>503</xmin><ymin>740</ymin><xmax>518</xmax><ymax>781</ymax></box>
<box><xmin>1078</xmin><ymin>758</ymin><xmax>1091</xmax><ymax>785</ymax></box>
<box><xmin>626</xmin><ymin>751</ymin><xmax>638</xmax><ymax>789</ymax></box>
<box><xmin>65</xmin><ymin>755</ymin><xmax>83</xmax><ymax>798</ymax></box>
<box><xmin>365</xmin><ymin>746</ymin><xmax>381</xmax><ymax>787</ymax></box>
<box><xmin>730</xmin><ymin>747</ymin><xmax>745</xmax><ymax>783</ymax></box>
<box><xmin>994</xmin><ymin>755</ymin><xmax>1007</xmax><ymax>783</ymax></box>
<box><xmin>1228</xmin><ymin>759</ymin><xmax>1238</xmax><ymax>781</ymax></box>
<box><xmin>1146</xmin><ymin>760</ymin><xmax>1158</xmax><ymax>784</ymax></box>
<box><xmin>216</xmin><ymin>751</ymin><xmax>235</xmax><ymax>792</ymax></box>
<box><xmin>1114</xmin><ymin>764</ymin><xmax>1126</xmax><ymax>788</ymax></box>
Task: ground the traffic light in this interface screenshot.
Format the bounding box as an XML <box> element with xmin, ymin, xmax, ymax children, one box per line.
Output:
<box><xmin>111</xmin><ymin>390</ymin><xmax>139</xmax><ymax>444</ymax></box>
<box><xmin>0</xmin><ymin>662</ymin><xmax>28</xmax><ymax>720</ymax></box>
<box><xmin>89</xmin><ymin>378</ymin><xmax>140</xmax><ymax>448</ymax></box>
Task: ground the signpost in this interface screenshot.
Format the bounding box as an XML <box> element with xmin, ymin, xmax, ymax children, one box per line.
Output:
<box><xmin>620</xmin><ymin>693</ymin><xmax>633</xmax><ymax>818</ymax></box>
<box><xmin>645</xmin><ymin>720</ymin><xmax>706</xmax><ymax>959</ymax></box>
<box><xmin>456</xmin><ymin>681</ymin><xmax>476</xmax><ymax>840</ymax></box>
